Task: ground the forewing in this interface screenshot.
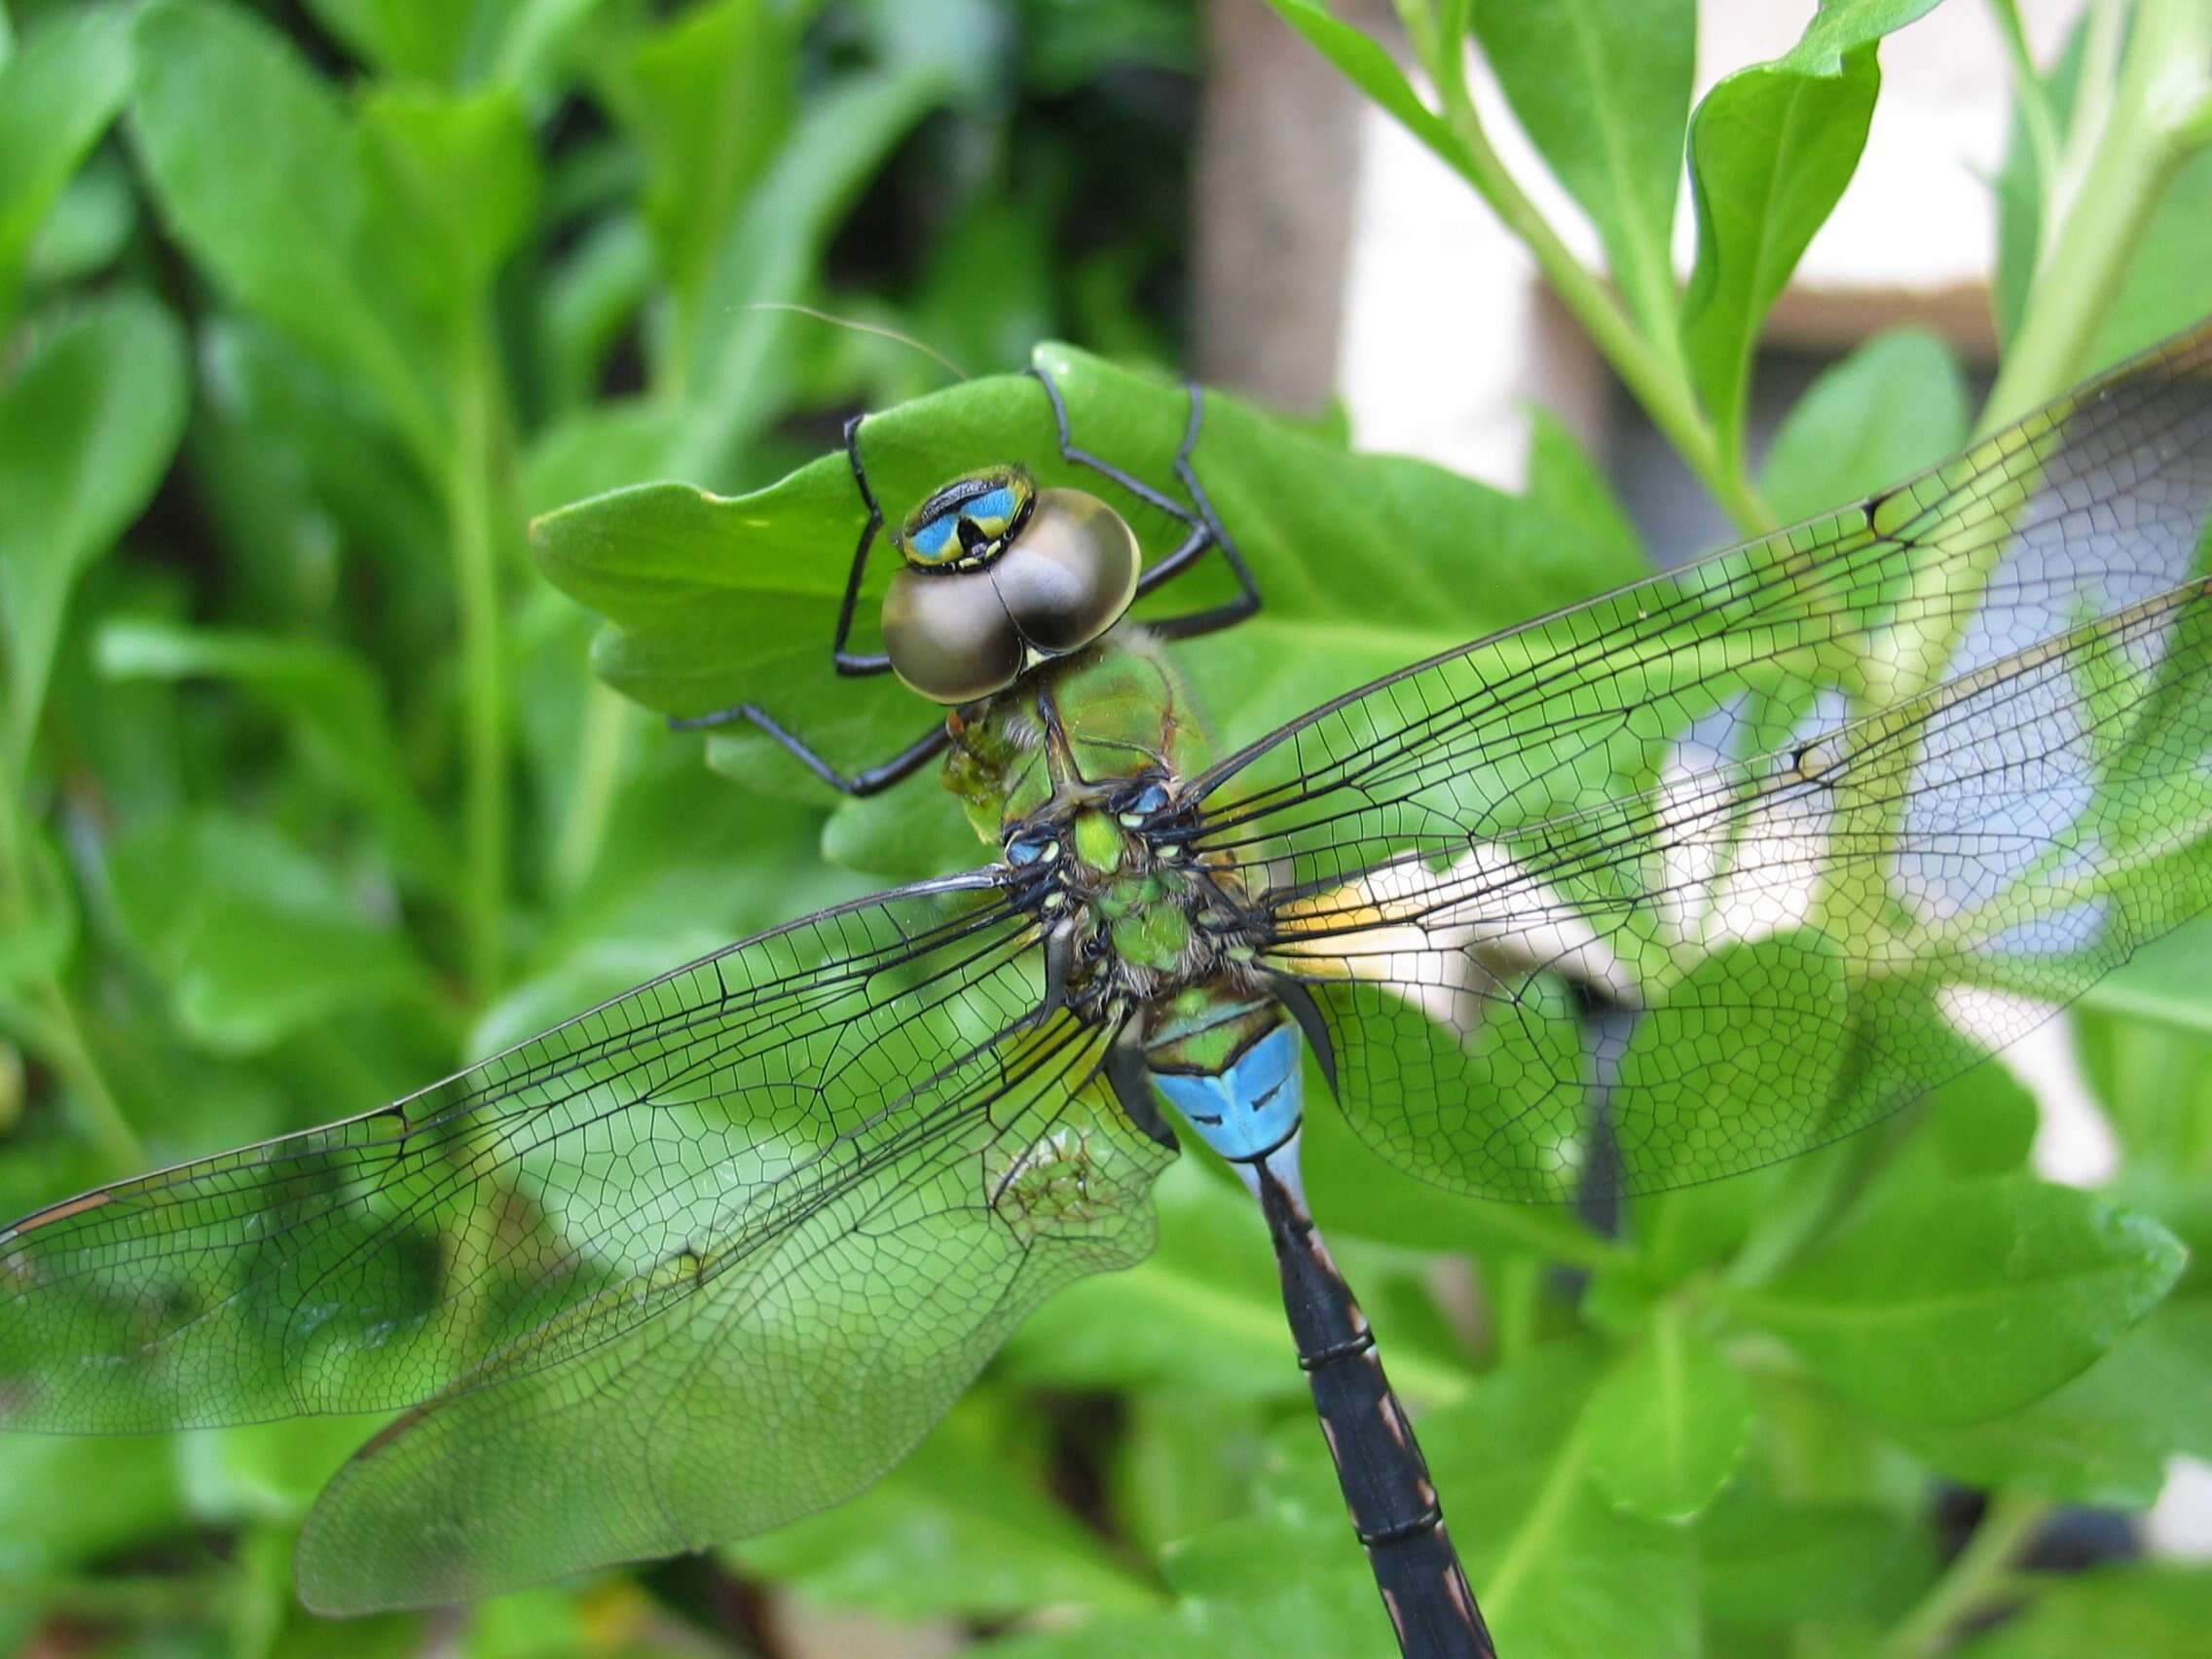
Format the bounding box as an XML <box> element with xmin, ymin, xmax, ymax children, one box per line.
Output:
<box><xmin>1191</xmin><ymin>325</ymin><xmax>2212</xmax><ymax>1200</ymax></box>
<box><xmin>0</xmin><ymin>872</ymin><xmax>1166</xmax><ymax>1454</ymax></box>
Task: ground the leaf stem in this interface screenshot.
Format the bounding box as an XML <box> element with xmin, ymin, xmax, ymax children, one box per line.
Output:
<box><xmin>1879</xmin><ymin>1490</ymin><xmax>2051</xmax><ymax>1657</ymax></box>
<box><xmin>0</xmin><ymin>791</ymin><xmax>140</xmax><ymax>1173</ymax></box>
<box><xmin>1978</xmin><ymin>0</ymin><xmax>2212</xmax><ymax>432</ymax></box>
<box><xmin>447</xmin><ymin>313</ymin><xmax>513</xmax><ymax>999</ymax></box>
<box><xmin>1986</xmin><ymin>0</ymin><xmax>2063</xmax><ymax>206</ymax></box>
<box><xmin>549</xmin><ymin>681</ymin><xmax>633</xmax><ymax>900</ymax></box>
<box><xmin>1416</xmin><ymin>18</ymin><xmax>1776</xmax><ymax>536</ymax></box>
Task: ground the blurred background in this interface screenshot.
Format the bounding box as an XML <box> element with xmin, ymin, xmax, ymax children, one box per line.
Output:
<box><xmin>4</xmin><ymin>1</ymin><xmax>2210</xmax><ymax>1656</ymax></box>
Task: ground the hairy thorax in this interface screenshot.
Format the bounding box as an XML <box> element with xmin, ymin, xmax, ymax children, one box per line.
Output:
<box><xmin>942</xmin><ymin>631</ymin><xmax>1279</xmax><ymax>1067</ymax></box>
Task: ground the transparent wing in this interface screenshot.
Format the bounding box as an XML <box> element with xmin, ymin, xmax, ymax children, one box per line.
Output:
<box><xmin>1189</xmin><ymin>324</ymin><xmax>2212</xmax><ymax>1200</ymax></box>
<box><xmin>1</xmin><ymin>871</ymin><xmax>1172</xmax><ymax>1604</ymax></box>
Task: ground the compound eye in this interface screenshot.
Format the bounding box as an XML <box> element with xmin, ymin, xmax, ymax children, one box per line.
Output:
<box><xmin>990</xmin><ymin>489</ymin><xmax>1140</xmax><ymax>654</ymax></box>
<box><xmin>881</xmin><ymin>566</ymin><xmax>1023</xmax><ymax>703</ymax></box>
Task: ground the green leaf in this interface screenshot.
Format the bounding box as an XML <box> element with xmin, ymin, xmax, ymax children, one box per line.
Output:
<box><xmin>602</xmin><ymin>0</ymin><xmax>791</xmax><ymax>332</ymax></box>
<box><xmin>303</xmin><ymin>0</ymin><xmax>607</xmax><ymax>89</ymax></box>
<box><xmin>0</xmin><ymin>825</ymin><xmax>76</xmax><ymax>1000</ymax></box>
<box><xmin>981</xmin><ymin>1504</ymin><xmax>1392</xmax><ymax>1658</ymax></box>
<box><xmin>110</xmin><ymin>811</ymin><xmax>438</xmax><ymax>1054</ymax></box>
<box><xmin>1760</xmin><ymin>326</ymin><xmax>1969</xmax><ymax>524</ymax></box>
<box><xmin>25</xmin><ymin>149</ymin><xmax>137</xmax><ymax>295</ymax></box>
<box><xmin>1776</xmin><ymin>0</ymin><xmax>1946</xmax><ymax>77</ymax></box>
<box><xmin>1895</xmin><ymin>1299</ymin><xmax>2212</xmax><ymax>1507</ymax></box>
<box><xmin>667</xmin><ymin>62</ymin><xmax>952</xmax><ymax>486</ymax></box>
<box><xmin>130</xmin><ymin>0</ymin><xmax>434</xmax><ymax>452</ymax></box>
<box><xmin>997</xmin><ymin>1161</ymin><xmax>1423</xmax><ymax>1405</ymax></box>
<box><xmin>303</xmin><ymin>0</ymin><xmax>474</xmax><ymax>82</ymax></box>
<box><xmin>1697</xmin><ymin>1491</ymin><xmax>1933</xmax><ymax>1626</ymax></box>
<box><xmin>1729</xmin><ymin>1175</ymin><xmax>2188</xmax><ymax>1425</ymax></box>
<box><xmin>727</xmin><ymin>1393</ymin><xmax>1159</xmax><ymax>1620</ymax></box>
<box><xmin>1262</xmin><ymin>1</ymin><xmax>1458</xmax><ymax>160</ymax></box>
<box><xmin>93</xmin><ymin>617</ymin><xmax>461</xmax><ymax>901</ymax></box>
<box><xmin>1419</xmin><ymin>1344</ymin><xmax>1699</xmax><ymax>1659</ymax></box>
<box><xmin>1302</xmin><ymin>1055</ymin><xmax>1612</xmax><ymax>1263</ymax></box>
<box><xmin>0</xmin><ymin>290</ymin><xmax>188</xmax><ymax>763</ymax></box>
<box><xmin>1680</xmin><ymin>49</ymin><xmax>1880</xmax><ymax>467</ymax></box>
<box><xmin>0</xmin><ymin>1</ymin><xmax>135</xmax><ymax>327</ymax></box>
<box><xmin>1524</xmin><ymin>407</ymin><xmax>1644</xmax><ymax>571</ymax></box>
<box><xmin>1466</xmin><ymin>0</ymin><xmax>1693</xmax><ymax>341</ymax></box>
<box><xmin>2081</xmin><ymin>911</ymin><xmax>2212</xmax><ymax>1036</ymax></box>
<box><xmin>357</xmin><ymin>85</ymin><xmax>539</xmax><ymax>323</ymax></box>
<box><xmin>535</xmin><ymin>212</ymin><xmax>654</xmax><ymax>419</ymax></box>
<box><xmin>0</xmin><ymin>1434</ymin><xmax>188</xmax><ymax>1571</ymax></box>
<box><xmin>1583</xmin><ymin>1305</ymin><xmax>1750</xmax><ymax>1520</ymax></box>
<box><xmin>1952</xmin><ymin>1564</ymin><xmax>2212</xmax><ymax>1659</ymax></box>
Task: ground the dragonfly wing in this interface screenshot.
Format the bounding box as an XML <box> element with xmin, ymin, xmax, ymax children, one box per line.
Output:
<box><xmin>293</xmin><ymin>1004</ymin><xmax>1149</xmax><ymax>1612</ymax></box>
<box><xmin>1190</xmin><ymin>325</ymin><xmax>2212</xmax><ymax>1199</ymax></box>
<box><xmin>0</xmin><ymin>871</ymin><xmax>1168</xmax><ymax>1554</ymax></box>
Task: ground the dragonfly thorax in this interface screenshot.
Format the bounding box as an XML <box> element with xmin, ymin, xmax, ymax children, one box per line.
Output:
<box><xmin>882</xmin><ymin>468</ymin><xmax>1141</xmax><ymax>704</ymax></box>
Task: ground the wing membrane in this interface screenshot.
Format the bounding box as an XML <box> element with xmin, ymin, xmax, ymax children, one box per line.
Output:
<box><xmin>292</xmin><ymin>1006</ymin><xmax>1154</xmax><ymax>1612</ymax></box>
<box><xmin>1198</xmin><ymin>326</ymin><xmax>2212</xmax><ymax>1199</ymax></box>
<box><xmin>0</xmin><ymin>871</ymin><xmax>1166</xmax><ymax>1450</ymax></box>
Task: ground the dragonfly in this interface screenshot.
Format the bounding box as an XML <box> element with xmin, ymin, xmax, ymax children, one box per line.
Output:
<box><xmin>5</xmin><ymin>321</ymin><xmax>2212</xmax><ymax>1659</ymax></box>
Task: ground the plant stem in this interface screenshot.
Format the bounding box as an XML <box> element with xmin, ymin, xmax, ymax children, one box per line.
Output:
<box><xmin>1879</xmin><ymin>1490</ymin><xmax>2050</xmax><ymax>1657</ymax></box>
<box><xmin>0</xmin><ymin>792</ymin><xmax>140</xmax><ymax>1173</ymax></box>
<box><xmin>1986</xmin><ymin>0</ymin><xmax>2063</xmax><ymax>206</ymax></box>
<box><xmin>550</xmin><ymin>681</ymin><xmax>632</xmax><ymax>900</ymax></box>
<box><xmin>1978</xmin><ymin>0</ymin><xmax>2212</xmax><ymax>432</ymax></box>
<box><xmin>448</xmin><ymin>313</ymin><xmax>512</xmax><ymax>999</ymax></box>
<box><xmin>1421</xmin><ymin>29</ymin><xmax>1776</xmax><ymax>537</ymax></box>
<box><xmin>1489</xmin><ymin>1253</ymin><xmax>1542</xmax><ymax>1364</ymax></box>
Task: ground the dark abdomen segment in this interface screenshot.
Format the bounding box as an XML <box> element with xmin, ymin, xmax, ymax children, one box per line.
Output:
<box><xmin>1249</xmin><ymin>1145</ymin><xmax>1497</xmax><ymax>1659</ymax></box>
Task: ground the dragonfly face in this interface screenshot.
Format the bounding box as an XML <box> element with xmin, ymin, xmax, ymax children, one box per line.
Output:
<box><xmin>880</xmin><ymin>465</ymin><xmax>1143</xmax><ymax>703</ymax></box>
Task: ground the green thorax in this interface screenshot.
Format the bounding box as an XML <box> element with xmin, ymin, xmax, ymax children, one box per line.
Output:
<box><xmin>941</xmin><ymin>631</ymin><xmax>1210</xmax><ymax>844</ymax></box>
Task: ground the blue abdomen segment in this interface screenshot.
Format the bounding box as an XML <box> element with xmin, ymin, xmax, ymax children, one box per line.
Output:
<box><xmin>1150</xmin><ymin>1022</ymin><xmax>1305</xmax><ymax>1162</ymax></box>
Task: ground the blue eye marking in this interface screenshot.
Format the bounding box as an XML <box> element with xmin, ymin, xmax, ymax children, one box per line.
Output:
<box><xmin>965</xmin><ymin>486</ymin><xmax>1016</xmax><ymax>529</ymax></box>
<box><xmin>898</xmin><ymin>466</ymin><xmax>1037</xmax><ymax>568</ymax></box>
<box><xmin>910</xmin><ymin>514</ymin><xmax>957</xmax><ymax>559</ymax></box>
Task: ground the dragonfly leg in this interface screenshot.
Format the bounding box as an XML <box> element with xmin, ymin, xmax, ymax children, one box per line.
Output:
<box><xmin>1266</xmin><ymin>972</ymin><xmax>1341</xmax><ymax>1096</ymax></box>
<box><xmin>831</xmin><ymin>412</ymin><xmax>896</xmax><ymax>676</ymax></box>
<box><xmin>1104</xmin><ymin>1028</ymin><xmax>1180</xmax><ymax>1150</ymax></box>
<box><xmin>1028</xmin><ymin>365</ymin><xmax>1262</xmax><ymax>642</ymax></box>
<box><xmin>664</xmin><ymin>705</ymin><xmax>949</xmax><ymax>797</ymax></box>
<box><xmin>668</xmin><ymin>416</ymin><xmax>936</xmax><ymax>790</ymax></box>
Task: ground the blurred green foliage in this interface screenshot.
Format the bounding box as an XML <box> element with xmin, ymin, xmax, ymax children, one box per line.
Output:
<box><xmin>4</xmin><ymin>0</ymin><xmax>2212</xmax><ymax>1656</ymax></box>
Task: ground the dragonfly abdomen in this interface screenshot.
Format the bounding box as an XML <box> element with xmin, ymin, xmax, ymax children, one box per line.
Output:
<box><xmin>1145</xmin><ymin>1020</ymin><xmax>1496</xmax><ymax>1659</ymax></box>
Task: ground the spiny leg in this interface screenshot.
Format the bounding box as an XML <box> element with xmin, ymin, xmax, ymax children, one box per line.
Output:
<box><xmin>1028</xmin><ymin>364</ymin><xmax>1261</xmax><ymax>642</ymax></box>
<box><xmin>666</xmin><ymin>414</ymin><xmax>942</xmax><ymax>794</ymax></box>
<box><xmin>665</xmin><ymin>704</ymin><xmax>950</xmax><ymax>797</ymax></box>
<box><xmin>831</xmin><ymin>411</ymin><xmax>895</xmax><ymax>676</ymax></box>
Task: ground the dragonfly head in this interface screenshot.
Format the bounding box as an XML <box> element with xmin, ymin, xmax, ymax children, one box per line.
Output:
<box><xmin>884</xmin><ymin>466</ymin><xmax>1141</xmax><ymax>703</ymax></box>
